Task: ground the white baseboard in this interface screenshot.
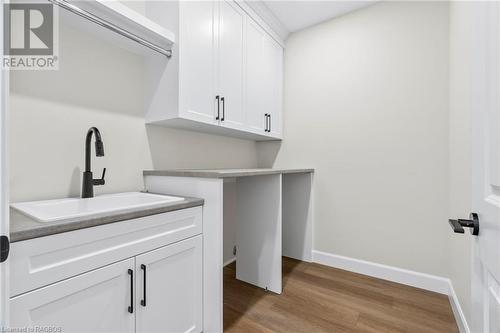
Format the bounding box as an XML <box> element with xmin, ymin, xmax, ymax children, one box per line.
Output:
<box><xmin>312</xmin><ymin>250</ymin><xmax>470</xmax><ymax>333</ymax></box>
<box><xmin>448</xmin><ymin>284</ymin><xmax>471</xmax><ymax>333</ymax></box>
<box><xmin>312</xmin><ymin>250</ymin><xmax>450</xmax><ymax>294</ymax></box>
<box><xmin>223</xmin><ymin>257</ymin><xmax>236</xmax><ymax>267</ymax></box>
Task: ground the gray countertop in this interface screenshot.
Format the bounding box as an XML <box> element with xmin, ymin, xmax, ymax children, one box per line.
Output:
<box><xmin>143</xmin><ymin>168</ymin><xmax>314</xmax><ymax>178</ymax></box>
<box><xmin>10</xmin><ymin>196</ymin><xmax>204</xmax><ymax>243</ymax></box>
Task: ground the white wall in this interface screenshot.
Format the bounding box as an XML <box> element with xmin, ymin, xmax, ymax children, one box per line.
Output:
<box><xmin>259</xmin><ymin>1</ymin><xmax>451</xmax><ymax>277</ymax></box>
<box><xmin>10</xmin><ymin>20</ymin><xmax>258</xmax><ymax>202</ymax></box>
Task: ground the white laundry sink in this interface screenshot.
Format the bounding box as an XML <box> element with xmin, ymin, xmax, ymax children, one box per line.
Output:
<box><xmin>11</xmin><ymin>192</ymin><xmax>184</xmax><ymax>223</ymax></box>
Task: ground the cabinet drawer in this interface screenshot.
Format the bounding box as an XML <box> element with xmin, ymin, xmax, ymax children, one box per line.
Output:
<box><xmin>11</xmin><ymin>206</ymin><xmax>202</xmax><ymax>297</ymax></box>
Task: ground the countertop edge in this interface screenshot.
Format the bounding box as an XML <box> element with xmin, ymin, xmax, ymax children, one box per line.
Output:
<box><xmin>143</xmin><ymin>168</ymin><xmax>315</xmax><ymax>178</ymax></box>
<box><xmin>10</xmin><ymin>197</ymin><xmax>204</xmax><ymax>243</ymax></box>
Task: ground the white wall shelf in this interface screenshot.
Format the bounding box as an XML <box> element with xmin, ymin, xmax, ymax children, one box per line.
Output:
<box><xmin>52</xmin><ymin>0</ymin><xmax>175</xmax><ymax>57</ymax></box>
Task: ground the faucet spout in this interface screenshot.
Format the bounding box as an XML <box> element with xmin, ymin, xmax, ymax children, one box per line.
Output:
<box><xmin>85</xmin><ymin>127</ymin><xmax>104</xmax><ymax>171</ymax></box>
<box><xmin>82</xmin><ymin>127</ymin><xmax>106</xmax><ymax>198</ymax></box>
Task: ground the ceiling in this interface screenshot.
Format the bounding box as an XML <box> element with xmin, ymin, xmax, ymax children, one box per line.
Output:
<box><xmin>262</xmin><ymin>1</ymin><xmax>375</xmax><ymax>33</ymax></box>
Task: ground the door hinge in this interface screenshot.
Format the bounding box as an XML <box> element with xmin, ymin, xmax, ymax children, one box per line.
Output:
<box><xmin>0</xmin><ymin>235</ymin><xmax>10</xmax><ymax>263</ymax></box>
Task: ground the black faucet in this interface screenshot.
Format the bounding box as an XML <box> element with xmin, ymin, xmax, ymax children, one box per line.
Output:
<box><xmin>82</xmin><ymin>127</ymin><xmax>106</xmax><ymax>198</ymax></box>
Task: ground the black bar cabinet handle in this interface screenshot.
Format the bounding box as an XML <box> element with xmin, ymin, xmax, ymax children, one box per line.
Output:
<box><xmin>221</xmin><ymin>97</ymin><xmax>225</xmax><ymax>121</ymax></box>
<box><xmin>269</xmin><ymin>114</ymin><xmax>271</xmax><ymax>132</ymax></box>
<box><xmin>216</xmin><ymin>95</ymin><xmax>220</xmax><ymax>120</ymax></box>
<box><xmin>0</xmin><ymin>236</ymin><xmax>10</xmax><ymax>263</ymax></box>
<box><xmin>264</xmin><ymin>114</ymin><xmax>268</xmax><ymax>132</ymax></box>
<box><xmin>140</xmin><ymin>264</ymin><xmax>147</xmax><ymax>307</ymax></box>
<box><xmin>128</xmin><ymin>269</ymin><xmax>134</xmax><ymax>313</ymax></box>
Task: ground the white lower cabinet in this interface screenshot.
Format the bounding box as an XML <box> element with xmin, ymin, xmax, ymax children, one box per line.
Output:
<box><xmin>10</xmin><ymin>233</ymin><xmax>203</xmax><ymax>333</ymax></box>
<box><xmin>11</xmin><ymin>258</ymin><xmax>135</xmax><ymax>333</ymax></box>
<box><xmin>136</xmin><ymin>235</ymin><xmax>202</xmax><ymax>333</ymax></box>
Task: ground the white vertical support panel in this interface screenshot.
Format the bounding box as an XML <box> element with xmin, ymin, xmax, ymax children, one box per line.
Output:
<box><xmin>282</xmin><ymin>173</ymin><xmax>313</xmax><ymax>262</ymax></box>
<box><xmin>235</xmin><ymin>174</ymin><xmax>282</xmax><ymax>294</ymax></box>
<box><xmin>144</xmin><ymin>176</ymin><xmax>224</xmax><ymax>333</ymax></box>
<box><xmin>0</xmin><ymin>0</ymin><xmax>9</xmax><ymax>326</ymax></box>
<box><xmin>223</xmin><ymin>179</ymin><xmax>237</xmax><ymax>265</ymax></box>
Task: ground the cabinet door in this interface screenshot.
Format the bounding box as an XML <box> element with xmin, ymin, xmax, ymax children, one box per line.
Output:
<box><xmin>244</xmin><ymin>18</ymin><xmax>284</xmax><ymax>138</ymax></box>
<box><xmin>264</xmin><ymin>36</ymin><xmax>283</xmax><ymax>137</ymax></box>
<box><xmin>179</xmin><ymin>1</ymin><xmax>217</xmax><ymax>124</ymax></box>
<box><xmin>136</xmin><ymin>235</ymin><xmax>202</xmax><ymax>333</ymax></box>
<box><xmin>10</xmin><ymin>258</ymin><xmax>135</xmax><ymax>333</ymax></box>
<box><xmin>218</xmin><ymin>0</ymin><xmax>245</xmax><ymax>130</ymax></box>
<box><xmin>244</xmin><ymin>18</ymin><xmax>267</xmax><ymax>134</ymax></box>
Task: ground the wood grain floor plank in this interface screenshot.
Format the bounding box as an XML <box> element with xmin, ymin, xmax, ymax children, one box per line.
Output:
<box><xmin>224</xmin><ymin>257</ymin><xmax>459</xmax><ymax>333</ymax></box>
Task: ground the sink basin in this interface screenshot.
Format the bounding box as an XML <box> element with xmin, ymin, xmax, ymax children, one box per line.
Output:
<box><xmin>11</xmin><ymin>192</ymin><xmax>184</xmax><ymax>223</ymax></box>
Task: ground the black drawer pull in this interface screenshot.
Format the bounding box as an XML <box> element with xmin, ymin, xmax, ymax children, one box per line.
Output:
<box><xmin>221</xmin><ymin>97</ymin><xmax>225</xmax><ymax>121</ymax></box>
<box><xmin>128</xmin><ymin>269</ymin><xmax>134</xmax><ymax>313</ymax></box>
<box><xmin>140</xmin><ymin>264</ymin><xmax>147</xmax><ymax>307</ymax></box>
<box><xmin>216</xmin><ymin>95</ymin><xmax>220</xmax><ymax>120</ymax></box>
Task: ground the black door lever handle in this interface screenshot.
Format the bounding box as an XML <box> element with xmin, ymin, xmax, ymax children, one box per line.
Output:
<box><xmin>448</xmin><ymin>219</ymin><xmax>465</xmax><ymax>233</ymax></box>
<box><xmin>448</xmin><ymin>213</ymin><xmax>479</xmax><ymax>236</ymax></box>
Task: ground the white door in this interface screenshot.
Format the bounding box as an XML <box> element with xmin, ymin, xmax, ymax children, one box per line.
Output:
<box><xmin>0</xmin><ymin>1</ymin><xmax>9</xmax><ymax>326</ymax></box>
<box><xmin>179</xmin><ymin>1</ymin><xmax>217</xmax><ymax>125</ymax></box>
<box><xmin>244</xmin><ymin>18</ymin><xmax>268</xmax><ymax>134</ymax></box>
<box><xmin>471</xmin><ymin>3</ymin><xmax>500</xmax><ymax>332</ymax></box>
<box><xmin>218</xmin><ymin>0</ymin><xmax>245</xmax><ymax>130</ymax></box>
<box><xmin>10</xmin><ymin>258</ymin><xmax>135</xmax><ymax>332</ymax></box>
<box><xmin>135</xmin><ymin>235</ymin><xmax>202</xmax><ymax>333</ymax></box>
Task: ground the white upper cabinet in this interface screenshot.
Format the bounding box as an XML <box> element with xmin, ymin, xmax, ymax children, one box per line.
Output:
<box><xmin>245</xmin><ymin>18</ymin><xmax>268</xmax><ymax>133</ymax></box>
<box><xmin>145</xmin><ymin>1</ymin><xmax>284</xmax><ymax>141</ymax></box>
<box><xmin>217</xmin><ymin>0</ymin><xmax>245</xmax><ymax>131</ymax></box>
<box><xmin>244</xmin><ymin>18</ymin><xmax>283</xmax><ymax>138</ymax></box>
<box><xmin>265</xmin><ymin>36</ymin><xmax>284</xmax><ymax>137</ymax></box>
<box><xmin>178</xmin><ymin>1</ymin><xmax>217</xmax><ymax>124</ymax></box>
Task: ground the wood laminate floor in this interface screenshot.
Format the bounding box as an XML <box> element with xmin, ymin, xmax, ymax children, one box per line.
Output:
<box><xmin>223</xmin><ymin>257</ymin><xmax>459</xmax><ymax>333</ymax></box>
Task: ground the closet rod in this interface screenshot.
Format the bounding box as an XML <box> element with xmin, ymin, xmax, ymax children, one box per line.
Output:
<box><xmin>49</xmin><ymin>0</ymin><xmax>172</xmax><ymax>58</ymax></box>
